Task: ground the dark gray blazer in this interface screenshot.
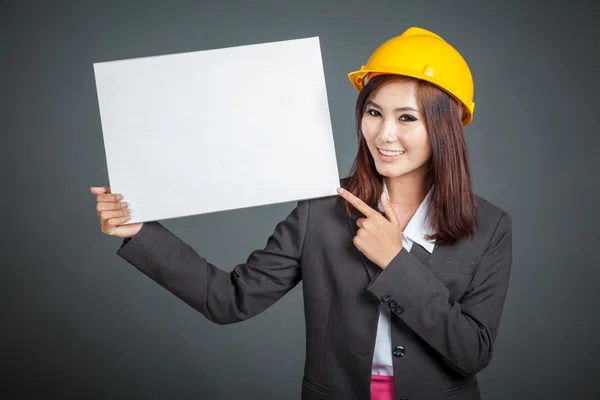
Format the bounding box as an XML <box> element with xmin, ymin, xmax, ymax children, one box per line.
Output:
<box><xmin>116</xmin><ymin>177</ymin><xmax>512</xmax><ymax>400</ymax></box>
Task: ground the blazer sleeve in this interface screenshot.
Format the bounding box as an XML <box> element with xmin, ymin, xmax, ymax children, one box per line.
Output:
<box><xmin>366</xmin><ymin>211</ymin><xmax>513</xmax><ymax>377</ymax></box>
<box><xmin>115</xmin><ymin>201</ymin><xmax>309</xmax><ymax>325</ymax></box>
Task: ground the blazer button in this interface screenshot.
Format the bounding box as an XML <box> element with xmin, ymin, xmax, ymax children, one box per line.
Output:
<box><xmin>395</xmin><ymin>306</ymin><xmax>404</xmax><ymax>315</ymax></box>
<box><xmin>392</xmin><ymin>345</ymin><xmax>405</xmax><ymax>357</ymax></box>
<box><xmin>381</xmin><ymin>293</ymin><xmax>391</xmax><ymax>303</ymax></box>
<box><xmin>388</xmin><ymin>300</ymin><xmax>397</xmax><ymax>308</ymax></box>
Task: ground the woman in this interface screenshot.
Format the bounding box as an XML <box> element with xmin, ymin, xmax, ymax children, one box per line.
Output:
<box><xmin>90</xmin><ymin>27</ymin><xmax>512</xmax><ymax>400</ymax></box>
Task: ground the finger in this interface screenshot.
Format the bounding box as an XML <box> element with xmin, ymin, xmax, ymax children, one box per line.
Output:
<box><xmin>103</xmin><ymin>224</ymin><xmax>120</xmax><ymax>236</ymax></box>
<box><xmin>96</xmin><ymin>193</ymin><xmax>123</xmax><ymax>203</ymax></box>
<box><xmin>336</xmin><ymin>188</ymin><xmax>377</xmax><ymax>217</ymax></box>
<box><xmin>97</xmin><ymin>201</ymin><xmax>127</xmax><ymax>214</ymax></box>
<box><xmin>380</xmin><ymin>191</ymin><xmax>398</xmax><ymax>225</ymax></box>
<box><xmin>352</xmin><ymin>235</ymin><xmax>363</xmax><ymax>252</ymax></box>
<box><xmin>356</xmin><ymin>217</ymin><xmax>366</xmax><ymax>228</ymax></box>
<box><xmin>102</xmin><ymin>215</ymin><xmax>132</xmax><ymax>232</ymax></box>
<box><xmin>90</xmin><ymin>186</ymin><xmax>111</xmax><ymax>194</ymax></box>
<box><xmin>99</xmin><ymin>209</ymin><xmax>131</xmax><ymax>223</ymax></box>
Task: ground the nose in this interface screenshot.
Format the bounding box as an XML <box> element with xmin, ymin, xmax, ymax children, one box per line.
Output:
<box><xmin>377</xmin><ymin>117</ymin><xmax>397</xmax><ymax>143</ymax></box>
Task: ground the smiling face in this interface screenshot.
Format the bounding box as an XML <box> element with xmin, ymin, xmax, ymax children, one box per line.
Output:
<box><xmin>360</xmin><ymin>78</ymin><xmax>431</xmax><ymax>183</ymax></box>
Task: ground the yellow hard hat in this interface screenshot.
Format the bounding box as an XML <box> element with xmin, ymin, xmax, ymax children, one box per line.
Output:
<box><xmin>348</xmin><ymin>27</ymin><xmax>475</xmax><ymax>126</ymax></box>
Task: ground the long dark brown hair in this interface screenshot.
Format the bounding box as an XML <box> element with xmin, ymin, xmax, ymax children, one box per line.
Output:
<box><xmin>344</xmin><ymin>74</ymin><xmax>477</xmax><ymax>245</ymax></box>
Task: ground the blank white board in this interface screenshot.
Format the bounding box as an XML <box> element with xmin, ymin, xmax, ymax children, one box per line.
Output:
<box><xmin>93</xmin><ymin>37</ymin><xmax>340</xmax><ymax>224</ymax></box>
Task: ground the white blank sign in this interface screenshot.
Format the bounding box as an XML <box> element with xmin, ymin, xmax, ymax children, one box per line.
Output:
<box><xmin>93</xmin><ymin>37</ymin><xmax>340</xmax><ymax>224</ymax></box>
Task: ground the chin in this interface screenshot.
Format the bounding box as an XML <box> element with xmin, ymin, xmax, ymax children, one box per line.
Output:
<box><xmin>375</xmin><ymin>164</ymin><xmax>406</xmax><ymax>179</ymax></box>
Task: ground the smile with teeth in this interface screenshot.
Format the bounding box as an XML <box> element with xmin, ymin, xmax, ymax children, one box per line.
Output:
<box><xmin>378</xmin><ymin>148</ymin><xmax>406</xmax><ymax>156</ymax></box>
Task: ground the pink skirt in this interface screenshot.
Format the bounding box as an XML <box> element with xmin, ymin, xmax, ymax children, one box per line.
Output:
<box><xmin>370</xmin><ymin>374</ymin><xmax>395</xmax><ymax>400</ymax></box>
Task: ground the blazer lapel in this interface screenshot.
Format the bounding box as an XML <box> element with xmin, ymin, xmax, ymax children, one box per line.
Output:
<box><xmin>409</xmin><ymin>242</ymin><xmax>434</xmax><ymax>265</ymax></box>
<box><xmin>345</xmin><ymin>212</ymin><xmax>380</xmax><ymax>280</ymax></box>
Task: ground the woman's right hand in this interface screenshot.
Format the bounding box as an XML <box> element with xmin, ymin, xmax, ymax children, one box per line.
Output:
<box><xmin>90</xmin><ymin>185</ymin><xmax>143</xmax><ymax>238</ymax></box>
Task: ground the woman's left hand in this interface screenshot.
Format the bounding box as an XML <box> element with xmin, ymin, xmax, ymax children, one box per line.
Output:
<box><xmin>337</xmin><ymin>188</ymin><xmax>403</xmax><ymax>269</ymax></box>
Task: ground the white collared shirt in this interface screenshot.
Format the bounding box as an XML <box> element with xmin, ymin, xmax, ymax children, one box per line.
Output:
<box><xmin>371</xmin><ymin>182</ymin><xmax>435</xmax><ymax>376</ymax></box>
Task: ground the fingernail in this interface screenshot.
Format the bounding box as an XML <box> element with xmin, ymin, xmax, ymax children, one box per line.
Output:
<box><xmin>121</xmin><ymin>202</ymin><xmax>128</xmax><ymax>209</ymax></box>
<box><xmin>336</xmin><ymin>188</ymin><xmax>343</xmax><ymax>194</ymax></box>
<box><xmin>116</xmin><ymin>194</ymin><xmax>123</xmax><ymax>200</ymax></box>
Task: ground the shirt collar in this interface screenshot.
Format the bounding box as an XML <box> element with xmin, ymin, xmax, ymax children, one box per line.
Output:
<box><xmin>378</xmin><ymin>181</ymin><xmax>436</xmax><ymax>254</ymax></box>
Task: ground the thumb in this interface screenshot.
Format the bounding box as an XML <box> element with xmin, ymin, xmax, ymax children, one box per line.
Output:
<box><xmin>90</xmin><ymin>186</ymin><xmax>111</xmax><ymax>194</ymax></box>
<box><xmin>381</xmin><ymin>191</ymin><xmax>398</xmax><ymax>225</ymax></box>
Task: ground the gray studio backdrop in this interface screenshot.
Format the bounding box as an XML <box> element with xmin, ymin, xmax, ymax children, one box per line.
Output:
<box><xmin>3</xmin><ymin>0</ymin><xmax>599</xmax><ymax>399</ymax></box>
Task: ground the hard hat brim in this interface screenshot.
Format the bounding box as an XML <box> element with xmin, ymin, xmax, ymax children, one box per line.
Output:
<box><xmin>347</xmin><ymin>69</ymin><xmax>474</xmax><ymax>126</ymax></box>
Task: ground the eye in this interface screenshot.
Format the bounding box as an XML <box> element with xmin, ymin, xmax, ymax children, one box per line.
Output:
<box><xmin>365</xmin><ymin>109</ymin><xmax>381</xmax><ymax>117</ymax></box>
<box><xmin>399</xmin><ymin>114</ymin><xmax>417</xmax><ymax>122</ymax></box>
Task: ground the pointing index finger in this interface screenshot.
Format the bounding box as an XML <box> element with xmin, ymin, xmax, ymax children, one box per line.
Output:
<box><xmin>337</xmin><ymin>188</ymin><xmax>377</xmax><ymax>217</ymax></box>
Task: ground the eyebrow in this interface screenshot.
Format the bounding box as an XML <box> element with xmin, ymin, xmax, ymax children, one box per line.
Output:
<box><xmin>366</xmin><ymin>100</ymin><xmax>420</xmax><ymax>113</ymax></box>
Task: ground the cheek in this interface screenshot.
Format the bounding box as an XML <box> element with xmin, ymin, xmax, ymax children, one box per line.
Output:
<box><xmin>361</xmin><ymin>118</ymin><xmax>378</xmax><ymax>141</ymax></box>
<box><xmin>406</xmin><ymin>128</ymin><xmax>430</xmax><ymax>153</ymax></box>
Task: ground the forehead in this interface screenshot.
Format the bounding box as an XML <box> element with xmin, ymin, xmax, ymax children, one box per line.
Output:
<box><xmin>369</xmin><ymin>80</ymin><xmax>418</xmax><ymax>107</ymax></box>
